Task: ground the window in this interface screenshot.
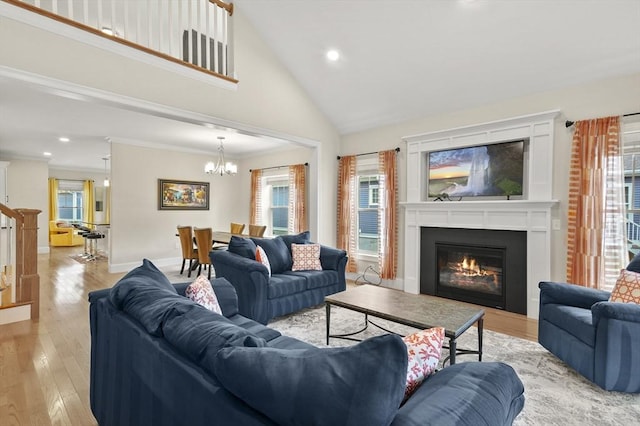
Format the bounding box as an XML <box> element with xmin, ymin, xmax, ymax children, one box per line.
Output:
<box><xmin>270</xmin><ymin>181</ymin><xmax>289</xmax><ymax>236</ymax></box>
<box><xmin>358</xmin><ymin>174</ymin><xmax>380</xmax><ymax>254</ymax></box>
<box><xmin>57</xmin><ymin>180</ymin><xmax>84</xmax><ymax>221</ymax></box>
<box><xmin>623</xmin><ymin>119</ymin><xmax>640</xmax><ymax>256</ymax></box>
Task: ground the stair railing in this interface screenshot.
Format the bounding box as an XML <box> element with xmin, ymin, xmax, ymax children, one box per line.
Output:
<box><xmin>0</xmin><ymin>203</ymin><xmax>41</xmax><ymax>320</ymax></box>
<box><xmin>1</xmin><ymin>0</ymin><xmax>236</xmax><ymax>82</ymax></box>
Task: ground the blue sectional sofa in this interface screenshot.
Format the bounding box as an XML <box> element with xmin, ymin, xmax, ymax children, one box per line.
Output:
<box><xmin>538</xmin><ymin>255</ymin><xmax>640</xmax><ymax>393</ymax></box>
<box><xmin>89</xmin><ymin>259</ymin><xmax>526</xmax><ymax>426</ymax></box>
<box><xmin>210</xmin><ymin>232</ymin><xmax>347</xmax><ymax>324</ymax></box>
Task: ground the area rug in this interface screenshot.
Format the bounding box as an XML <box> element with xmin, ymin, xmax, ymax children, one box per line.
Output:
<box><xmin>269</xmin><ymin>304</ymin><xmax>640</xmax><ymax>426</ymax></box>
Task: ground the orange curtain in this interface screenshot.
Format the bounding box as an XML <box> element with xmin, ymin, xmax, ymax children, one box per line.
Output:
<box><xmin>288</xmin><ymin>164</ymin><xmax>307</xmax><ymax>233</ymax></box>
<box><xmin>378</xmin><ymin>150</ymin><xmax>398</xmax><ymax>279</ymax></box>
<box><xmin>250</xmin><ymin>169</ymin><xmax>263</xmax><ymax>225</ymax></box>
<box><xmin>566</xmin><ymin>116</ymin><xmax>626</xmax><ymax>288</ymax></box>
<box><xmin>337</xmin><ymin>156</ymin><xmax>358</xmax><ymax>273</ymax></box>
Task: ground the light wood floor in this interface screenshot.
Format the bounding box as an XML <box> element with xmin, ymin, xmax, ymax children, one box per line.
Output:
<box><xmin>0</xmin><ymin>246</ymin><xmax>538</xmax><ymax>425</ymax></box>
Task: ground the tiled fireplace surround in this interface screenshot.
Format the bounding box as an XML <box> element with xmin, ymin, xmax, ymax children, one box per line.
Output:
<box><xmin>401</xmin><ymin>111</ymin><xmax>560</xmax><ymax>319</ymax></box>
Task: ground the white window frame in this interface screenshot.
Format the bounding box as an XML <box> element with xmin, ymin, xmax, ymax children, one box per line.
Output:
<box><xmin>261</xmin><ymin>172</ymin><xmax>289</xmax><ymax>236</ymax></box>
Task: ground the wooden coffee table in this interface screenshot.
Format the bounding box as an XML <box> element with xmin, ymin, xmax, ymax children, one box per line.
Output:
<box><xmin>325</xmin><ymin>285</ymin><xmax>484</xmax><ymax>365</ymax></box>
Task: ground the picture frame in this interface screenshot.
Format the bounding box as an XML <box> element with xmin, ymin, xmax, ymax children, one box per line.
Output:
<box><xmin>158</xmin><ymin>179</ymin><xmax>210</xmax><ymax>210</ymax></box>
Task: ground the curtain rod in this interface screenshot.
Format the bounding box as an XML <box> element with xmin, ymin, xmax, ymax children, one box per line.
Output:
<box><xmin>337</xmin><ymin>147</ymin><xmax>400</xmax><ymax>160</ymax></box>
<box><xmin>565</xmin><ymin>112</ymin><xmax>640</xmax><ymax>128</ymax></box>
<box><xmin>249</xmin><ymin>162</ymin><xmax>308</xmax><ymax>173</ymax></box>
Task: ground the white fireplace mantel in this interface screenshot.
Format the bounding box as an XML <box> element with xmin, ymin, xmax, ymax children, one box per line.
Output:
<box><xmin>401</xmin><ymin>111</ymin><xmax>561</xmax><ymax>319</ymax></box>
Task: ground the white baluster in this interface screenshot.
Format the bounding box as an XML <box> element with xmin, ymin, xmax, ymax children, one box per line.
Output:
<box><xmin>67</xmin><ymin>0</ymin><xmax>73</xmax><ymax>20</ymax></box>
<box><xmin>83</xmin><ymin>0</ymin><xmax>88</xmax><ymax>26</ymax></box>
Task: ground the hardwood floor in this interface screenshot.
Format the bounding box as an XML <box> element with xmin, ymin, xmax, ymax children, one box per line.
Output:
<box><xmin>0</xmin><ymin>246</ymin><xmax>538</xmax><ymax>425</ymax></box>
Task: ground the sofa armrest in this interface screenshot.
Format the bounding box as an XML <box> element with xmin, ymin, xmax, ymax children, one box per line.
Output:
<box><xmin>210</xmin><ymin>250</ymin><xmax>271</xmax><ymax>324</ymax></box>
<box><xmin>392</xmin><ymin>362</ymin><xmax>524</xmax><ymax>426</ymax></box>
<box><xmin>592</xmin><ymin>301</ymin><xmax>640</xmax><ymax>325</ymax></box>
<box><xmin>539</xmin><ymin>281</ymin><xmax>610</xmax><ymax>309</ymax></box>
<box><xmin>319</xmin><ymin>245</ymin><xmax>347</xmax><ymax>271</ymax></box>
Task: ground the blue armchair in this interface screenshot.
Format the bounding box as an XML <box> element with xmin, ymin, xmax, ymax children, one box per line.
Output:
<box><xmin>538</xmin><ymin>261</ymin><xmax>640</xmax><ymax>392</ymax></box>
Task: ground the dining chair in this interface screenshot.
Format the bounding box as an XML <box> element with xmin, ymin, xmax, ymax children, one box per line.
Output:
<box><xmin>248</xmin><ymin>224</ymin><xmax>267</xmax><ymax>237</ymax></box>
<box><xmin>230</xmin><ymin>222</ymin><xmax>245</xmax><ymax>234</ymax></box>
<box><xmin>193</xmin><ymin>227</ymin><xmax>214</xmax><ymax>279</ymax></box>
<box><xmin>177</xmin><ymin>226</ymin><xmax>199</xmax><ymax>278</ymax></box>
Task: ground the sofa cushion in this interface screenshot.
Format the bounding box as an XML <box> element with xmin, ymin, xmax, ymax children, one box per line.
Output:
<box><xmin>280</xmin><ymin>231</ymin><xmax>311</xmax><ymax>252</ymax></box>
<box><xmin>540</xmin><ymin>303</ymin><xmax>595</xmax><ymax>346</ymax></box>
<box><xmin>185</xmin><ymin>275</ymin><xmax>223</xmax><ymax>314</ymax></box>
<box><xmin>252</xmin><ymin>236</ymin><xmax>291</xmax><ymax>274</ymax></box>
<box><xmin>109</xmin><ymin>259</ymin><xmax>186</xmax><ymax>336</ymax></box>
<box><xmin>626</xmin><ymin>252</ymin><xmax>640</xmax><ymax>273</ymax></box>
<box><xmin>283</xmin><ymin>270</ymin><xmax>337</xmax><ymax>291</ymax></box>
<box><xmin>214</xmin><ymin>334</ymin><xmax>407</xmax><ymax>426</ymax></box>
<box><xmin>267</xmin><ymin>274</ymin><xmax>308</xmax><ymax>299</ymax></box>
<box><xmin>227</xmin><ymin>314</ymin><xmax>282</xmax><ymax>342</ymax></box>
<box><xmin>609</xmin><ymin>269</ymin><xmax>640</xmax><ymax>304</ymax></box>
<box><xmin>394</xmin><ymin>362</ymin><xmax>525</xmax><ymax>426</ymax></box>
<box><xmin>162</xmin><ymin>302</ymin><xmax>267</xmax><ymax>377</ymax></box>
<box><xmin>402</xmin><ymin>327</ymin><xmax>445</xmax><ymax>398</ymax></box>
<box><xmin>228</xmin><ymin>236</ymin><xmax>257</xmax><ymax>260</ymax></box>
<box><xmin>291</xmin><ymin>243</ymin><xmax>322</xmax><ymax>271</ymax></box>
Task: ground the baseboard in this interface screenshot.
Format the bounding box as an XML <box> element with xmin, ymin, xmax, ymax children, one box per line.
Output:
<box><xmin>108</xmin><ymin>256</ymin><xmax>182</xmax><ymax>273</ymax></box>
<box><xmin>0</xmin><ymin>304</ymin><xmax>31</xmax><ymax>325</ymax></box>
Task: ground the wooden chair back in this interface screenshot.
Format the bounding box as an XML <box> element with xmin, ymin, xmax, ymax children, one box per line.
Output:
<box><xmin>248</xmin><ymin>224</ymin><xmax>267</xmax><ymax>237</ymax></box>
<box><xmin>193</xmin><ymin>227</ymin><xmax>213</xmax><ymax>265</ymax></box>
<box><xmin>177</xmin><ymin>226</ymin><xmax>197</xmax><ymax>259</ymax></box>
<box><xmin>230</xmin><ymin>222</ymin><xmax>245</xmax><ymax>234</ymax></box>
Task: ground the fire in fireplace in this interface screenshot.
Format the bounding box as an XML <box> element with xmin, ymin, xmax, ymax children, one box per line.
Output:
<box><xmin>437</xmin><ymin>244</ymin><xmax>505</xmax><ymax>307</ymax></box>
<box><xmin>421</xmin><ymin>227</ymin><xmax>527</xmax><ymax>314</ymax></box>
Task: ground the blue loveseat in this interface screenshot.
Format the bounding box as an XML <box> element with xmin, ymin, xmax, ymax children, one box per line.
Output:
<box><xmin>538</xmin><ymin>255</ymin><xmax>640</xmax><ymax>393</ymax></box>
<box><xmin>210</xmin><ymin>232</ymin><xmax>347</xmax><ymax>324</ymax></box>
<box><xmin>89</xmin><ymin>259</ymin><xmax>526</xmax><ymax>426</ymax></box>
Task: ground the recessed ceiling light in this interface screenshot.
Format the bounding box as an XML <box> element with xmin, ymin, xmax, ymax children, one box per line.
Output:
<box><xmin>326</xmin><ymin>49</ymin><xmax>340</xmax><ymax>62</ymax></box>
<box><xmin>59</xmin><ymin>137</ymin><xmax>70</xmax><ymax>142</ymax></box>
<box><xmin>43</xmin><ymin>152</ymin><xmax>52</xmax><ymax>156</ymax></box>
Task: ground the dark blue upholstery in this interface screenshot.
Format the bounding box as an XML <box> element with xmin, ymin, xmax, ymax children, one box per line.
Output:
<box><xmin>252</xmin><ymin>236</ymin><xmax>291</xmax><ymax>274</ymax></box>
<box><xmin>214</xmin><ymin>334</ymin><xmax>408</xmax><ymax>426</ymax></box>
<box><xmin>89</xmin><ymin>259</ymin><xmax>525</xmax><ymax>426</ymax></box>
<box><xmin>211</xmin><ymin>235</ymin><xmax>348</xmax><ymax>324</ymax></box>
<box><xmin>392</xmin><ymin>362</ymin><xmax>525</xmax><ymax>426</ymax></box>
<box><xmin>228</xmin><ymin>236</ymin><xmax>257</xmax><ymax>259</ymax></box>
<box><xmin>538</xmin><ymin>280</ymin><xmax>640</xmax><ymax>392</ymax></box>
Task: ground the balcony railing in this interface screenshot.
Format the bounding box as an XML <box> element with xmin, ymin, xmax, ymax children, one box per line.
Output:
<box><xmin>2</xmin><ymin>0</ymin><xmax>236</xmax><ymax>83</ymax></box>
<box><xmin>0</xmin><ymin>203</ymin><xmax>40</xmax><ymax>323</ymax></box>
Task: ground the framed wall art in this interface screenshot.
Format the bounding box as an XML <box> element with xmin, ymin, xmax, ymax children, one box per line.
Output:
<box><xmin>158</xmin><ymin>179</ymin><xmax>210</xmax><ymax>210</ymax></box>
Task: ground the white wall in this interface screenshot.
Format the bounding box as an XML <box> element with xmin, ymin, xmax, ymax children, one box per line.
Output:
<box><xmin>341</xmin><ymin>72</ymin><xmax>640</xmax><ymax>284</ymax></box>
<box><xmin>0</xmin><ymin>7</ymin><xmax>341</xmax><ymax>268</ymax></box>
<box><xmin>5</xmin><ymin>159</ymin><xmax>49</xmax><ymax>253</ymax></box>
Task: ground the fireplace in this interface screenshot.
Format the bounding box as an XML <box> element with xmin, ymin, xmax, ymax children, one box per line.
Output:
<box><xmin>421</xmin><ymin>227</ymin><xmax>527</xmax><ymax>314</ymax></box>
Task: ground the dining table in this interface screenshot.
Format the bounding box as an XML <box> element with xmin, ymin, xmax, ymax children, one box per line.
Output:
<box><xmin>211</xmin><ymin>231</ymin><xmax>248</xmax><ymax>245</ymax></box>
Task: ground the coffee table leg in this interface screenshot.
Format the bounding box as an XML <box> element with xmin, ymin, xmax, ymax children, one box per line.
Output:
<box><xmin>478</xmin><ymin>317</ymin><xmax>483</xmax><ymax>362</ymax></box>
<box><xmin>326</xmin><ymin>303</ymin><xmax>331</xmax><ymax>345</ymax></box>
<box><xmin>449</xmin><ymin>338</ymin><xmax>456</xmax><ymax>365</ymax></box>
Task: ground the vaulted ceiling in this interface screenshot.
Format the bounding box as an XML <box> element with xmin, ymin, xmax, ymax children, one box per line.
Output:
<box><xmin>1</xmin><ymin>0</ymin><xmax>639</xmax><ymax>170</ymax></box>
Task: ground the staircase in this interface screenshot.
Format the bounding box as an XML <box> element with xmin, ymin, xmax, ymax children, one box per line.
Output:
<box><xmin>0</xmin><ymin>203</ymin><xmax>40</xmax><ymax>324</ymax></box>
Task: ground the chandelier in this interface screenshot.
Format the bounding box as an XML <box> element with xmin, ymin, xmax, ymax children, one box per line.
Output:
<box><xmin>204</xmin><ymin>136</ymin><xmax>238</xmax><ymax>176</ymax></box>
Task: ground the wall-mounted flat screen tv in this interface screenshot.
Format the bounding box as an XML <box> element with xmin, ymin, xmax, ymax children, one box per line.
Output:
<box><xmin>427</xmin><ymin>139</ymin><xmax>525</xmax><ymax>198</ymax></box>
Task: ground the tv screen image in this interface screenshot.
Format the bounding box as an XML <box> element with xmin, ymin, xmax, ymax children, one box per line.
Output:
<box><xmin>428</xmin><ymin>140</ymin><xmax>525</xmax><ymax>198</ymax></box>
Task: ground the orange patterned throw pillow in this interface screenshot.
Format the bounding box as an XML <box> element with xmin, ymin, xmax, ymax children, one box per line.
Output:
<box><xmin>402</xmin><ymin>327</ymin><xmax>445</xmax><ymax>398</ymax></box>
<box><xmin>255</xmin><ymin>246</ymin><xmax>271</xmax><ymax>277</ymax></box>
<box><xmin>185</xmin><ymin>275</ymin><xmax>223</xmax><ymax>314</ymax></box>
<box><xmin>291</xmin><ymin>243</ymin><xmax>322</xmax><ymax>271</ymax></box>
<box><xmin>609</xmin><ymin>269</ymin><xmax>640</xmax><ymax>304</ymax></box>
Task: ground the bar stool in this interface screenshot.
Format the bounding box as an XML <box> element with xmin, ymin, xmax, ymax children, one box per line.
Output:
<box><xmin>85</xmin><ymin>232</ymin><xmax>105</xmax><ymax>260</ymax></box>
